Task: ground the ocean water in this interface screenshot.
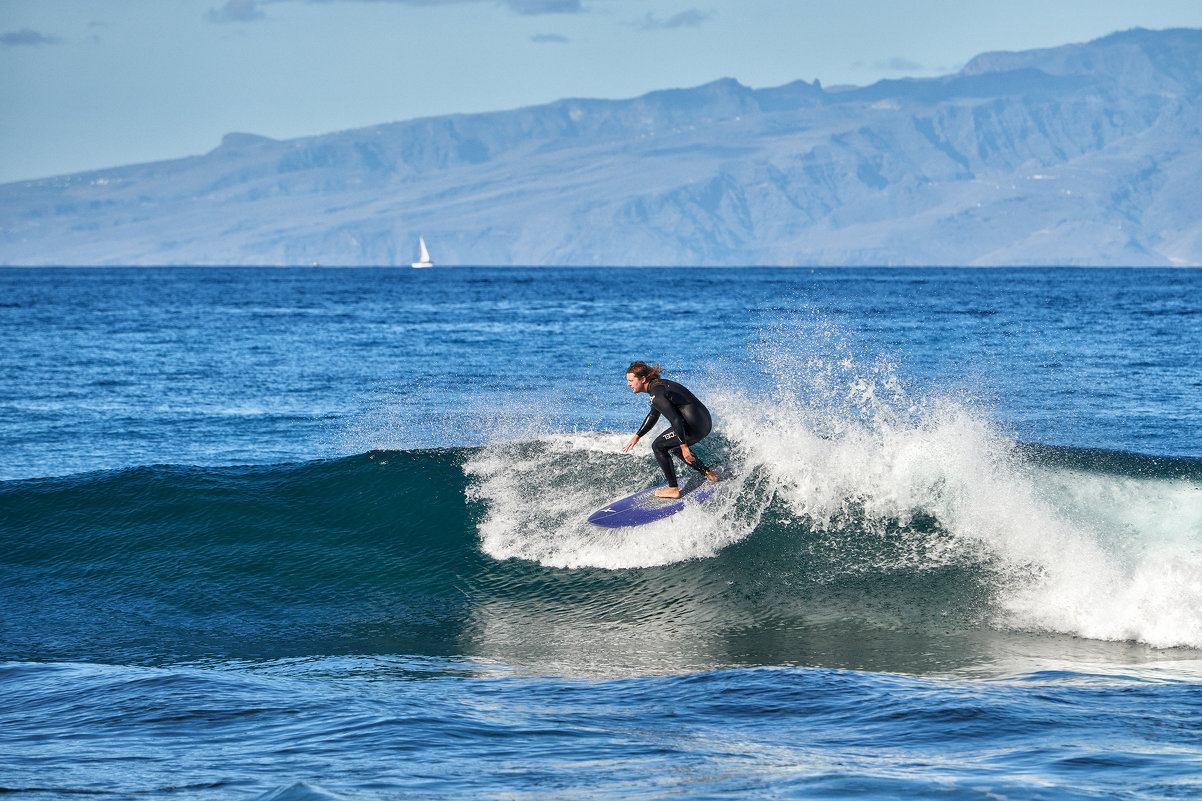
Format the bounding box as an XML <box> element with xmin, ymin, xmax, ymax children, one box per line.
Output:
<box><xmin>2</xmin><ymin>266</ymin><xmax>1201</xmax><ymax>800</ymax></box>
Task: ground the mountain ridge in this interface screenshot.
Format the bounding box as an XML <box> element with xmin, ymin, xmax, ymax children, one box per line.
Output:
<box><xmin>2</xmin><ymin>27</ymin><xmax>1200</xmax><ymax>266</ymax></box>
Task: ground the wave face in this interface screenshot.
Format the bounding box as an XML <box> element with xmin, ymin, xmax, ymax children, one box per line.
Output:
<box><xmin>0</xmin><ymin>450</ymin><xmax>481</xmax><ymax>664</ymax></box>
<box><xmin>4</xmin><ymin>401</ymin><xmax>1200</xmax><ymax>674</ymax></box>
<box><xmin>468</xmin><ymin>444</ymin><xmax>1202</xmax><ymax>663</ymax></box>
<box><xmin>467</xmin><ymin>328</ymin><xmax>1202</xmax><ymax>661</ymax></box>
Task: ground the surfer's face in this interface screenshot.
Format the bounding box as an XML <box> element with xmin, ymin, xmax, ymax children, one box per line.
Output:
<box><xmin>627</xmin><ymin>372</ymin><xmax>649</xmax><ymax>393</ymax></box>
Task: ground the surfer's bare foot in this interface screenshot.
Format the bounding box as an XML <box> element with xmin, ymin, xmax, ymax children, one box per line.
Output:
<box><xmin>654</xmin><ymin>487</ymin><xmax>681</xmax><ymax>499</ymax></box>
<box><xmin>705</xmin><ymin>469</ymin><xmax>720</xmax><ymax>482</ymax></box>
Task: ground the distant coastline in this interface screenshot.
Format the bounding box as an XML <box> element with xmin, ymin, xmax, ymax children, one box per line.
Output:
<box><xmin>1</xmin><ymin>27</ymin><xmax>1200</xmax><ymax>267</ymax></box>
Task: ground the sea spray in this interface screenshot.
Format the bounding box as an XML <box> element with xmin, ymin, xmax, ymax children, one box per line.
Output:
<box><xmin>465</xmin><ymin>434</ymin><xmax>764</xmax><ymax>569</ymax></box>
<box><xmin>707</xmin><ymin>314</ymin><xmax>1202</xmax><ymax>650</ymax></box>
<box><xmin>1002</xmin><ymin>464</ymin><xmax>1202</xmax><ymax>648</ymax></box>
<box><xmin>464</xmin><ymin>311</ymin><xmax>1202</xmax><ymax>651</ymax></box>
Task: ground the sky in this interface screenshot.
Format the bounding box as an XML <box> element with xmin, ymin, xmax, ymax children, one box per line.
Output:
<box><xmin>2</xmin><ymin>0</ymin><xmax>1201</xmax><ymax>185</ymax></box>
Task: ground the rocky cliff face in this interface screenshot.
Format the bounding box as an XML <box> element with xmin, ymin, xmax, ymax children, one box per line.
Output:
<box><xmin>2</xmin><ymin>27</ymin><xmax>1200</xmax><ymax>266</ymax></box>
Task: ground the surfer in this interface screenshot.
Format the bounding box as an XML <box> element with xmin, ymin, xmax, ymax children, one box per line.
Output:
<box><xmin>621</xmin><ymin>361</ymin><xmax>720</xmax><ymax>498</ymax></box>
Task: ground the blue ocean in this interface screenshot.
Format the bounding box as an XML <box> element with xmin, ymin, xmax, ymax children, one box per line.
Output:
<box><xmin>2</xmin><ymin>266</ymin><xmax>1201</xmax><ymax>800</ymax></box>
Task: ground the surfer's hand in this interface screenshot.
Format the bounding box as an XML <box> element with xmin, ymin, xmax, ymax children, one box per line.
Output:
<box><xmin>681</xmin><ymin>444</ymin><xmax>695</xmax><ymax>464</ymax></box>
<box><xmin>622</xmin><ymin>435</ymin><xmax>639</xmax><ymax>453</ymax></box>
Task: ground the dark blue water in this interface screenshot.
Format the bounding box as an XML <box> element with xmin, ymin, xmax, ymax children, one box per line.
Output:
<box><xmin>2</xmin><ymin>267</ymin><xmax>1201</xmax><ymax>800</ymax></box>
<box><xmin>4</xmin><ymin>267</ymin><xmax>1199</xmax><ymax>478</ymax></box>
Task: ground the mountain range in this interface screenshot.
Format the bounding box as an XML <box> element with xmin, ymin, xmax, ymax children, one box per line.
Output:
<box><xmin>2</xmin><ymin>27</ymin><xmax>1200</xmax><ymax>266</ymax></box>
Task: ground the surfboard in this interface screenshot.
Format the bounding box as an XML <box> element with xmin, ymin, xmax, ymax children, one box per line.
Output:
<box><xmin>588</xmin><ymin>470</ymin><xmax>724</xmax><ymax>528</ymax></box>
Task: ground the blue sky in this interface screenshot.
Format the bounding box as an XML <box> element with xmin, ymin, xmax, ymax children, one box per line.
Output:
<box><xmin>2</xmin><ymin>0</ymin><xmax>1201</xmax><ymax>184</ymax></box>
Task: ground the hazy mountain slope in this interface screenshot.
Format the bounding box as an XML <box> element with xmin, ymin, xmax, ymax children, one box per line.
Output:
<box><xmin>1</xmin><ymin>27</ymin><xmax>1199</xmax><ymax>266</ymax></box>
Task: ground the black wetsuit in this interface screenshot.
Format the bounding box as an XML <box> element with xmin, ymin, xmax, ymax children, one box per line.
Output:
<box><xmin>635</xmin><ymin>378</ymin><xmax>713</xmax><ymax>487</ymax></box>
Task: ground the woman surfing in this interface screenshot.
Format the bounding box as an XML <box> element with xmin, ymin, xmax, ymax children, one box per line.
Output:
<box><xmin>621</xmin><ymin>361</ymin><xmax>721</xmax><ymax>498</ymax></box>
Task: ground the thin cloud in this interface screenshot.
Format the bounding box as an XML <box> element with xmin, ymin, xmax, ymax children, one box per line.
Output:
<box><xmin>206</xmin><ymin>0</ymin><xmax>582</xmax><ymax>23</ymax></box>
<box><xmin>206</xmin><ymin>0</ymin><xmax>267</xmax><ymax>23</ymax></box>
<box><xmin>505</xmin><ymin>0</ymin><xmax>582</xmax><ymax>13</ymax></box>
<box><xmin>312</xmin><ymin>0</ymin><xmax>583</xmax><ymax>9</ymax></box>
<box><xmin>531</xmin><ymin>33</ymin><xmax>570</xmax><ymax>44</ymax></box>
<box><xmin>0</xmin><ymin>28</ymin><xmax>63</xmax><ymax>47</ymax></box>
<box><xmin>640</xmin><ymin>9</ymin><xmax>708</xmax><ymax>30</ymax></box>
<box><xmin>872</xmin><ymin>56</ymin><xmax>925</xmax><ymax>73</ymax></box>
<box><xmin>85</xmin><ymin>20</ymin><xmax>108</xmax><ymax>44</ymax></box>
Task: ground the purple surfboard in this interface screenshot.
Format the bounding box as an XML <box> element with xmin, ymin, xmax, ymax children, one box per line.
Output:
<box><xmin>588</xmin><ymin>471</ymin><xmax>724</xmax><ymax>528</ymax></box>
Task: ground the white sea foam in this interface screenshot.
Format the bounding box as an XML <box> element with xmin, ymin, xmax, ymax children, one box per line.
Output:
<box><xmin>467</xmin><ymin>317</ymin><xmax>1202</xmax><ymax>649</ymax></box>
<box><xmin>999</xmin><ymin>467</ymin><xmax>1202</xmax><ymax>648</ymax></box>
<box><xmin>723</xmin><ymin>317</ymin><xmax>1202</xmax><ymax>649</ymax></box>
<box><xmin>465</xmin><ymin>433</ymin><xmax>764</xmax><ymax>570</ymax></box>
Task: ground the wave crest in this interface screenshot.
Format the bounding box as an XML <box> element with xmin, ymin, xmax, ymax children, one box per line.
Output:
<box><xmin>466</xmin><ymin>328</ymin><xmax>1202</xmax><ymax>651</ymax></box>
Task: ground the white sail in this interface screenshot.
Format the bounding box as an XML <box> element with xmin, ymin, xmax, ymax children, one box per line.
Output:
<box><xmin>411</xmin><ymin>236</ymin><xmax>434</xmax><ymax>268</ymax></box>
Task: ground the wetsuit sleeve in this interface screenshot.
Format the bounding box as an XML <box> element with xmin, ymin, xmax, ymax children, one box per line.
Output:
<box><xmin>635</xmin><ymin>406</ymin><xmax>660</xmax><ymax>438</ymax></box>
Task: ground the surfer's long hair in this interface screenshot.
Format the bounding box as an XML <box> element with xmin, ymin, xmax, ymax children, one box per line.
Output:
<box><xmin>627</xmin><ymin>361</ymin><xmax>664</xmax><ymax>382</ymax></box>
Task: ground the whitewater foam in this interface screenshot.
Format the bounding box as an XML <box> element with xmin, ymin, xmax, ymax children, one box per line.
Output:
<box><xmin>466</xmin><ymin>314</ymin><xmax>1202</xmax><ymax>650</ymax></box>
<box><xmin>465</xmin><ymin>434</ymin><xmax>762</xmax><ymax>569</ymax></box>
<box><xmin>717</xmin><ymin>320</ymin><xmax>1202</xmax><ymax>650</ymax></box>
<box><xmin>1002</xmin><ymin>466</ymin><xmax>1202</xmax><ymax>649</ymax></box>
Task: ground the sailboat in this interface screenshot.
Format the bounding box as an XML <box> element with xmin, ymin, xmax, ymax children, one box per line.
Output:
<box><xmin>411</xmin><ymin>236</ymin><xmax>434</xmax><ymax>269</ymax></box>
